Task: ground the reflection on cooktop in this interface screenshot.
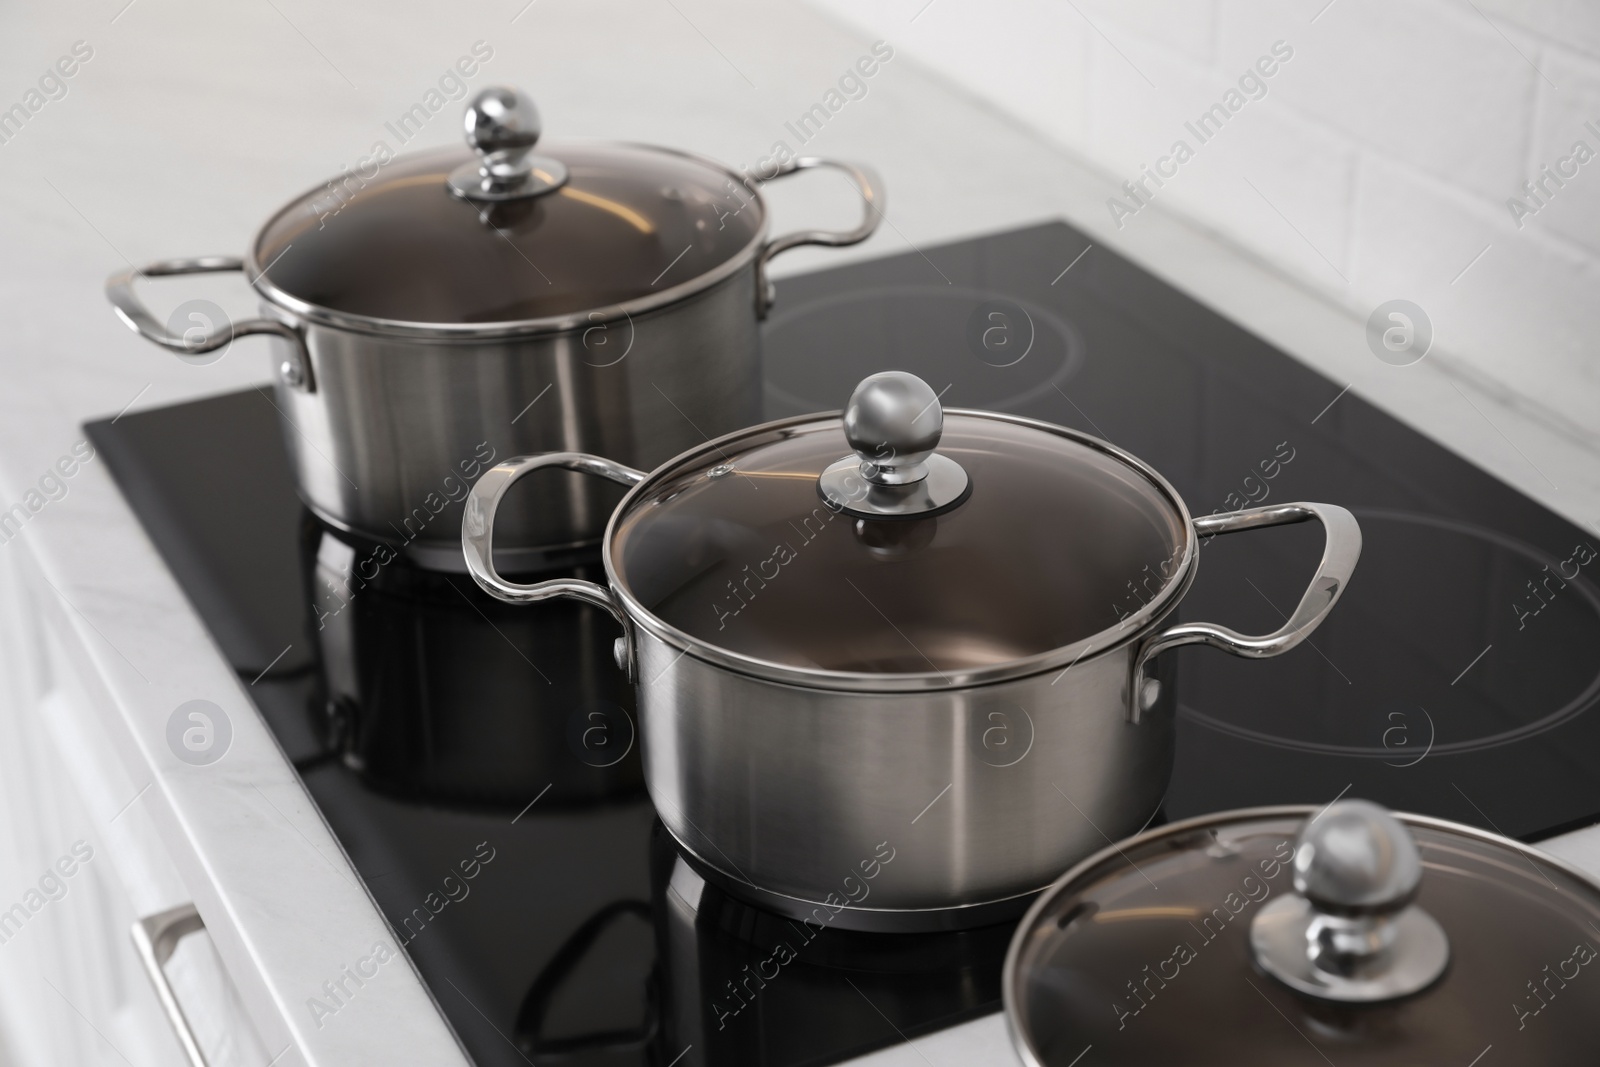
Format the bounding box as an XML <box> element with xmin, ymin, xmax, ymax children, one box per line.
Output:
<box><xmin>88</xmin><ymin>221</ymin><xmax>1600</xmax><ymax>1066</ymax></box>
<box><xmin>654</xmin><ymin>827</ymin><xmax>1006</xmax><ymax>1064</ymax></box>
<box><xmin>308</xmin><ymin>522</ymin><xmax>643</xmax><ymax>808</ymax></box>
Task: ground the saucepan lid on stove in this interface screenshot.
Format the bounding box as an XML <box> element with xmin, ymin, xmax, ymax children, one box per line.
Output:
<box><xmin>605</xmin><ymin>369</ymin><xmax>1195</xmax><ymax>681</ymax></box>
<box><xmin>1004</xmin><ymin>798</ymin><xmax>1600</xmax><ymax>1065</ymax></box>
<box><xmin>250</xmin><ymin>86</ymin><xmax>771</xmax><ymax>333</ymax></box>
<box><xmin>467</xmin><ymin>368</ymin><xmax>1359</xmax><ymax>694</ymax></box>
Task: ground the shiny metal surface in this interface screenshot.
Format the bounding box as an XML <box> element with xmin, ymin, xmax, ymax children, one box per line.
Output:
<box><xmin>843</xmin><ymin>370</ymin><xmax>944</xmax><ymax>484</ymax></box>
<box><xmin>463</xmin><ymin>405</ymin><xmax>1360</xmax><ymax>924</ymax></box>
<box><xmin>628</xmin><ymin>508</ymin><xmax>1347</xmax><ymax>923</ymax></box>
<box><xmin>1294</xmin><ymin>798</ymin><xmax>1424</xmax><ymax>909</ymax></box>
<box><xmin>754</xmin><ymin>157</ymin><xmax>882</xmax><ymax>318</ymax></box>
<box><xmin>462</xmin><ymin>451</ymin><xmax>643</xmax><ymax>670</ymax></box>
<box><xmin>1251</xmin><ymin>800</ymin><xmax>1450</xmax><ymax>1002</ymax></box>
<box><xmin>109</xmin><ymin>133</ymin><xmax>880</xmax><ymax>560</ymax></box>
<box><xmin>105</xmin><ymin>257</ymin><xmax>314</xmax><ymax>391</ymax></box>
<box><xmin>631</xmin><ymin>617</ymin><xmax>1179</xmax><ymax>926</ymax></box>
<box><xmin>446</xmin><ymin>86</ymin><xmax>569</xmax><ymax>202</ymax></box>
<box><xmin>1130</xmin><ymin>501</ymin><xmax>1361</xmax><ymax>721</ymax></box>
<box><xmin>130</xmin><ymin>903</ymin><xmax>211</xmax><ymax>1067</ymax></box>
<box><xmin>817</xmin><ymin>371</ymin><xmax>971</xmax><ymax>517</ymax></box>
<box><xmin>110</xmin><ymin>259</ymin><xmax>762</xmax><ymax>562</ymax></box>
<box><xmin>468</xmin><ymin>480</ymin><xmax>1167</xmax><ymax>921</ymax></box>
<box><xmin>273</xmin><ymin>269</ymin><xmax>761</xmax><ymax>564</ymax></box>
<box><xmin>817</xmin><ymin>453</ymin><xmax>972</xmax><ymax>519</ymax></box>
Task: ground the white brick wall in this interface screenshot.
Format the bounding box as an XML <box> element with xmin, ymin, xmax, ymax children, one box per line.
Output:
<box><xmin>807</xmin><ymin>0</ymin><xmax>1600</xmax><ymax>442</ymax></box>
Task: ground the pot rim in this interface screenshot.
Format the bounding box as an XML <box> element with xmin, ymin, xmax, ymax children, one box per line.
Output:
<box><xmin>999</xmin><ymin>804</ymin><xmax>1600</xmax><ymax>1067</ymax></box>
<box><xmin>600</xmin><ymin>408</ymin><xmax>1200</xmax><ymax>693</ymax></box>
<box><xmin>242</xmin><ymin>141</ymin><xmax>771</xmax><ymax>341</ymax></box>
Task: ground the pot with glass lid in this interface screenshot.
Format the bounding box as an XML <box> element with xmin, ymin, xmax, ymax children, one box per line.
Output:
<box><xmin>461</xmin><ymin>371</ymin><xmax>1362</xmax><ymax>930</ymax></box>
<box><xmin>1006</xmin><ymin>798</ymin><xmax>1600</xmax><ymax>1064</ymax></box>
<box><xmin>105</xmin><ymin>86</ymin><xmax>881</xmax><ymax>570</ymax></box>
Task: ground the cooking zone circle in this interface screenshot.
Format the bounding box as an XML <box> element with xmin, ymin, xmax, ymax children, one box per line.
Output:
<box><xmin>1180</xmin><ymin>508</ymin><xmax>1600</xmax><ymax>757</ymax></box>
<box><xmin>762</xmin><ymin>286</ymin><xmax>1084</xmax><ymax>414</ymax></box>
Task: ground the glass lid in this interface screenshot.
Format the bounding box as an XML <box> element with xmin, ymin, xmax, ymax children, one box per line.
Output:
<box><xmin>610</xmin><ymin>372</ymin><xmax>1192</xmax><ymax>682</ymax></box>
<box><xmin>250</xmin><ymin>87</ymin><xmax>763</xmax><ymax>333</ymax></box>
<box><xmin>1005</xmin><ymin>799</ymin><xmax>1600</xmax><ymax>1066</ymax></box>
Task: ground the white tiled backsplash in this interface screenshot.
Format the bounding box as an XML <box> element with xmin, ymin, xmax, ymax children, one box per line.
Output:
<box><xmin>807</xmin><ymin>0</ymin><xmax>1600</xmax><ymax>444</ymax></box>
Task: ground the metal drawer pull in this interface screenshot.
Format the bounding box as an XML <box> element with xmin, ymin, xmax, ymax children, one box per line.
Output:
<box><xmin>131</xmin><ymin>903</ymin><xmax>210</xmax><ymax>1067</ymax></box>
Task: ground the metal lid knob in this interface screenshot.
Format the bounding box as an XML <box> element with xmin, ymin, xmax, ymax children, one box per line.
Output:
<box><xmin>844</xmin><ymin>372</ymin><xmax>943</xmax><ymax>485</ymax></box>
<box><xmin>1251</xmin><ymin>799</ymin><xmax>1449</xmax><ymax>1003</ymax></box>
<box><xmin>467</xmin><ymin>86</ymin><xmax>540</xmax><ymax>161</ymax></box>
<box><xmin>1295</xmin><ymin>799</ymin><xmax>1422</xmax><ymax>914</ymax></box>
<box><xmin>447</xmin><ymin>87</ymin><xmax>569</xmax><ymax>202</ymax></box>
<box><xmin>818</xmin><ymin>372</ymin><xmax>970</xmax><ymax>519</ymax></box>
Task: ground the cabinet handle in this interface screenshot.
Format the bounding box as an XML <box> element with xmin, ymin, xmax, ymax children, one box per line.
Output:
<box><xmin>130</xmin><ymin>903</ymin><xmax>210</xmax><ymax>1067</ymax></box>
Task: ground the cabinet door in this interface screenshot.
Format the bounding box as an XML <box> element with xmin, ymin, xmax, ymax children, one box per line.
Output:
<box><xmin>0</xmin><ymin>548</ymin><xmax>271</xmax><ymax>1066</ymax></box>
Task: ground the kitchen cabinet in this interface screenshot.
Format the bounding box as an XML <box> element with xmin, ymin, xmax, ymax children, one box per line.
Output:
<box><xmin>0</xmin><ymin>545</ymin><xmax>269</xmax><ymax>1066</ymax></box>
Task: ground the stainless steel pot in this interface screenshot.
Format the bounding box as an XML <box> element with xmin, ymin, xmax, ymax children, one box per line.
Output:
<box><xmin>106</xmin><ymin>86</ymin><xmax>881</xmax><ymax>571</ymax></box>
<box><xmin>461</xmin><ymin>371</ymin><xmax>1362</xmax><ymax>931</ymax></box>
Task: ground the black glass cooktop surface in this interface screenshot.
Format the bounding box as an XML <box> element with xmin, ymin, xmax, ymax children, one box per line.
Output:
<box><xmin>87</xmin><ymin>221</ymin><xmax>1600</xmax><ymax>1066</ymax></box>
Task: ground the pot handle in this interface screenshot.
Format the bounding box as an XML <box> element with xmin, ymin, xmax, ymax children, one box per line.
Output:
<box><xmin>1129</xmin><ymin>502</ymin><xmax>1361</xmax><ymax>723</ymax></box>
<box><xmin>463</xmin><ymin>453</ymin><xmax>646</xmax><ymax>678</ymax></box>
<box><xmin>754</xmin><ymin>157</ymin><xmax>883</xmax><ymax>318</ymax></box>
<box><xmin>105</xmin><ymin>257</ymin><xmax>315</xmax><ymax>392</ymax></box>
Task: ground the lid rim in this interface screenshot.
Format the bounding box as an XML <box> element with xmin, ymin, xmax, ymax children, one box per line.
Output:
<box><xmin>1000</xmin><ymin>804</ymin><xmax>1600</xmax><ymax>1067</ymax></box>
<box><xmin>600</xmin><ymin>408</ymin><xmax>1200</xmax><ymax>693</ymax></box>
<box><xmin>244</xmin><ymin>141</ymin><xmax>769</xmax><ymax>339</ymax></box>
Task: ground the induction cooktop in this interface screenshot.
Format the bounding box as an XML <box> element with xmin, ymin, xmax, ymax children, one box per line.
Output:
<box><xmin>87</xmin><ymin>221</ymin><xmax>1600</xmax><ymax>1066</ymax></box>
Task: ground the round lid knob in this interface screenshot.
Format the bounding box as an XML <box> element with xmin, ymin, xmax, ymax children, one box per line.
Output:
<box><xmin>818</xmin><ymin>372</ymin><xmax>970</xmax><ymax>520</ymax></box>
<box><xmin>1251</xmin><ymin>799</ymin><xmax>1448</xmax><ymax>1003</ymax></box>
<box><xmin>1294</xmin><ymin>798</ymin><xmax>1422</xmax><ymax>914</ymax></box>
<box><xmin>447</xmin><ymin>86</ymin><xmax>569</xmax><ymax>202</ymax></box>
<box><xmin>843</xmin><ymin>371</ymin><xmax>944</xmax><ymax>486</ymax></box>
<box><xmin>465</xmin><ymin>86</ymin><xmax>541</xmax><ymax>163</ymax></box>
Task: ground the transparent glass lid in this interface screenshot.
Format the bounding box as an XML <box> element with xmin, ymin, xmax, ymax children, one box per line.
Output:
<box><xmin>1007</xmin><ymin>802</ymin><xmax>1600</xmax><ymax>1066</ymax></box>
<box><xmin>611</xmin><ymin>373</ymin><xmax>1190</xmax><ymax>677</ymax></box>
<box><xmin>252</xmin><ymin>89</ymin><xmax>761</xmax><ymax>328</ymax></box>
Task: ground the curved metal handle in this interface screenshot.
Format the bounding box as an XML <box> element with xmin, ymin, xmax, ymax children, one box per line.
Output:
<box><xmin>131</xmin><ymin>903</ymin><xmax>210</xmax><ymax>1067</ymax></box>
<box><xmin>105</xmin><ymin>257</ymin><xmax>314</xmax><ymax>392</ymax></box>
<box><xmin>463</xmin><ymin>453</ymin><xmax>645</xmax><ymax>677</ymax></box>
<box><xmin>1130</xmin><ymin>502</ymin><xmax>1361</xmax><ymax>723</ymax></box>
<box><xmin>755</xmin><ymin>157</ymin><xmax>882</xmax><ymax>317</ymax></box>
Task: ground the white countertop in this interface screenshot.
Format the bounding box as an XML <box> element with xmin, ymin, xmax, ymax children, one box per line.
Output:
<box><xmin>2</xmin><ymin>0</ymin><xmax>1599</xmax><ymax>1063</ymax></box>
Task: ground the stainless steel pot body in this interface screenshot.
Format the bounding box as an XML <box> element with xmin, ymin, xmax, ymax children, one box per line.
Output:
<box><xmin>630</xmin><ymin>608</ymin><xmax>1183</xmax><ymax>930</ymax></box>
<box><xmin>462</xmin><ymin>441</ymin><xmax>1361</xmax><ymax>931</ymax></box>
<box><xmin>264</xmin><ymin>270</ymin><xmax>761</xmax><ymax>569</ymax></box>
